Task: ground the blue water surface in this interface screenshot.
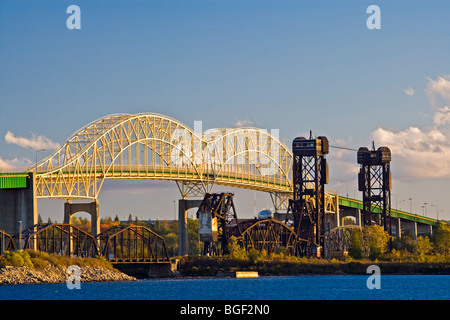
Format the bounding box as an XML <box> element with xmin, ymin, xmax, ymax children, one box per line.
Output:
<box><xmin>0</xmin><ymin>275</ymin><xmax>448</xmax><ymax>300</ymax></box>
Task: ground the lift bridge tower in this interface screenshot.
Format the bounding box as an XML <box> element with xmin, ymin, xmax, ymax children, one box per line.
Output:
<box><xmin>286</xmin><ymin>133</ymin><xmax>329</xmax><ymax>257</ymax></box>
<box><xmin>357</xmin><ymin>143</ymin><xmax>392</xmax><ymax>234</ymax></box>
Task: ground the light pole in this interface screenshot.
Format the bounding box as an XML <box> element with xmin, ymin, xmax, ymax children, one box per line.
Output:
<box><xmin>409</xmin><ymin>198</ymin><xmax>413</xmax><ymax>213</ymax></box>
<box><xmin>431</xmin><ymin>205</ymin><xmax>440</xmax><ymax>221</ymax></box>
<box><xmin>35</xmin><ymin>149</ymin><xmax>46</xmax><ymax>173</ymax></box>
<box><xmin>399</xmin><ymin>199</ymin><xmax>405</xmax><ymax>211</ymax></box>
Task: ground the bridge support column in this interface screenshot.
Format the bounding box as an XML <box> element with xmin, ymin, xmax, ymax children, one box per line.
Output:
<box><xmin>393</xmin><ymin>218</ymin><xmax>401</xmax><ymax>238</ymax></box>
<box><xmin>338</xmin><ymin>208</ymin><xmax>361</xmax><ymax>228</ymax></box>
<box><xmin>177</xmin><ymin>199</ymin><xmax>202</xmax><ymax>256</ymax></box>
<box><xmin>0</xmin><ymin>172</ymin><xmax>37</xmax><ymax>248</ymax></box>
<box><xmin>355</xmin><ymin>210</ymin><xmax>361</xmax><ymax>228</ymax></box>
<box><xmin>64</xmin><ymin>200</ymin><xmax>100</xmax><ymax>237</ymax></box>
<box><xmin>403</xmin><ymin>220</ymin><xmax>417</xmax><ymax>239</ymax></box>
<box><xmin>412</xmin><ymin>221</ymin><xmax>418</xmax><ymax>239</ymax></box>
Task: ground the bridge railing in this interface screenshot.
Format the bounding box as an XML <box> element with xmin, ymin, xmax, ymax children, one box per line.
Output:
<box><xmin>0</xmin><ymin>230</ymin><xmax>16</xmax><ymax>255</ymax></box>
<box><xmin>36</xmin><ymin>163</ymin><xmax>293</xmax><ymax>198</ymax></box>
<box><xmin>338</xmin><ymin>196</ymin><xmax>440</xmax><ymax>226</ymax></box>
<box><xmin>98</xmin><ymin>225</ymin><xmax>170</xmax><ymax>263</ymax></box>
<box><xmin>1</xmin><ymin>223</ymin><xmax>170</xmax><ymax>263</ymax></box>
<box><xmin>22</xmin><ymin>223</ymin><xmax>99</xmax><ymax>258</ymax></box>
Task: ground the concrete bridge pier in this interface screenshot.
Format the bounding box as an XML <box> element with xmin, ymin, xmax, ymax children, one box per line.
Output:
<box><xmin>388</xmin><ymin>218</ymin><xmax>435</xmax><ymax>239</ymax></box>
<box><xmin>177</xmin><ymin>199</ymin><xmax>202</xmax><ymax>256</ymax></box>
<box><xmin>401</xmin><ymin>219</ymin><xmax>418</xmax><ymax>239</ymax></box>
<box><xmin>0</xmin><ymin>172</ymin><xmax>37</xmax><ymax>248</ymax></box>
<box><xmin>338</xmin><ymin>208</ymin><xmax>362</xmax><ymax>227</ymax></box>
<box><xmin>64</xmin><ymin>200</ymin><xmax>100</xmax><ymax>237</ymax></box>
<box><xmin>391</xmin><ymin>217</ymin><xmax>401</xmax><ymax>238</ymax></box>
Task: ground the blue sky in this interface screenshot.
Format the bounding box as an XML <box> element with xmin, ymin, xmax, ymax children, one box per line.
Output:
<box><xmin>1</xmin><ymin>0</ymin><xmax>450</xmax><ymax>221</ymax></box>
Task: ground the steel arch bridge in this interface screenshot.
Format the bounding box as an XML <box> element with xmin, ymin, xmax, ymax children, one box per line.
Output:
<box><xmin>34</xmin><ymin>113</ymin><xmax>294</xmax><ymax>207</ymax></box>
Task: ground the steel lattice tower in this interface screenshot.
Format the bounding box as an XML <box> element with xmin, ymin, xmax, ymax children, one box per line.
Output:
<box><xmin>357</xmin><ymin>144</ymin><xmax>392</xmax><ymax>233</ymax></box>
<box><xmin>287</xmin><ymin>134</ymin><xmax>329</xmax><ymax>256</ymax></box>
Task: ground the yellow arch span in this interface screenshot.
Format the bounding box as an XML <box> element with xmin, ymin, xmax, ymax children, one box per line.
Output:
<box><xmin>34</xmin><ymin>113</ymin><xmax>293</xmax><ymax>200</ymax></box>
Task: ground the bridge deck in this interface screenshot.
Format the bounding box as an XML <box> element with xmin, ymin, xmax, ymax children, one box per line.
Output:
<box><xmin>338</xmin><ymin>196</ymin><xmax>439</xmax><ymax>226</ymax></box>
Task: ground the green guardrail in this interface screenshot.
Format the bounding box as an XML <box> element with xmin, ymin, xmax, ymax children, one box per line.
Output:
<box><xmin>0</xmin><ymin>174</ymin><xmax>29</xmax><ymax>189</ymax></box>
<box><xmin>338</xmin><ymin>196</ymin><xmax>439</xmax><ymax>226</ymax></box>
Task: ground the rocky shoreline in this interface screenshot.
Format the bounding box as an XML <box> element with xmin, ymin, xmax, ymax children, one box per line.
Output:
<box><xmin>0</xmin><ymin>265</ymin><xmax>137</xmax><ymax>285</ymax></box>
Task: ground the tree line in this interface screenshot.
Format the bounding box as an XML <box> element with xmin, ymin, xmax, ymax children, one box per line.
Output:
<box><xmin>38</xmin><ymin>214</ymin><xmax>450</xmax><ymax>262</ymax></box>
<box><xmin>347</xmin><ymin>222</ymin><xmax>450</xmax><ymax>262</ymax></box>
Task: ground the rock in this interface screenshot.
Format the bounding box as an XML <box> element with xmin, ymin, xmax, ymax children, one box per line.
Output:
<box><xmin>0</xmin><ymin>265</ymin><xmax>137</xmax><ymax>285</ymax></box>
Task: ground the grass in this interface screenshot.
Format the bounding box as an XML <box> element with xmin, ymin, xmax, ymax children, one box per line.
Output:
<box><xmin>0</xmin><ymin>250</ymin><xmax>114</xmax><ymax>270</ymax></box>
<box><xmin>178</xmin><ymin>255</ymin><xmax>450</xmax><ymax>277</ymax></box>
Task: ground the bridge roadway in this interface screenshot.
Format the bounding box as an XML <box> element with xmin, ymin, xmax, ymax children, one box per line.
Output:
<box><xmin>337</xmin><ymin>196</ymin><xmax>438</xmax><ymax>241</ymax></box>
<box><xmin>33</xmin><ymin>164</ymin><xmax>292</xmax><ymax>197</ymax></box>
<box><xmin>338</xmin><ymin>196</ymin><xmax>439</xmax><ymax>227</ymax></box>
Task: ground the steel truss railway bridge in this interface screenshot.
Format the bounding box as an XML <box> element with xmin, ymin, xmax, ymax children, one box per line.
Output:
<box><xmin>0</xmin><ymin>113</ymin><xmax>440</xmax><ymax>259</ymax></box>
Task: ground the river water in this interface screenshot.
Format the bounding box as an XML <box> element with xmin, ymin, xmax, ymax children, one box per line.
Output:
<box><xmin>0</xmin><ymin>275</ymin><xmax>448</xmax><ymax>300</ymax></box>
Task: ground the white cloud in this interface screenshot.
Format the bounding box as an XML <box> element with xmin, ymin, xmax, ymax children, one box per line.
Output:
<box><xmin>0</xmin><ymin>157</ymin><xmax>32</xmax><ymax>171</ymax></box>
<box><xmin>233</xmin><ymin>119</ymin><xmax>253</xmax><ymax>127</ymax></box>
<box><xmin>327</xmin><ymin>136</ymin><xmax>359</xmax><ymax>189</ymax></box>
<box><xmin>328</xmin><ymin>75</ymin><xmax>450</xmax><ymax>184</ymax></box>
<box><xmin>426</xmin><ymin>75</ymin><xmax>450</xmax><ymax>105</ymax></box>
<box><xmin>425</xmin><ymin>75</ymin><xmax>450</xmax><ymax>126</ymax></box>
<box><xmin>328</xmin><ymin>149</ymin><xmax>359</xmax><ymax>179</ymax></box>
<box><xmin>5</xmin><ymin>131</ymin><xmax>60</xmax><ymax>151</ymax></box>
<box><xmin>357</xmin><ymin>75</ymin><xmax>450</xmax><ymax>181</ymax></box>
<box><xmin>371</xmin><ymin>126</ymin><xmax>450</xmax><ymax>179</ymax></box>
<box><xmin>433</xmin><ymin>106</ymin><xmax>450</xmax><ymax>126</ymax></box>
<box><xmin>403</xmin><ymin>87</ymin><xmax>415</xmax><ymax>96</ymax></box>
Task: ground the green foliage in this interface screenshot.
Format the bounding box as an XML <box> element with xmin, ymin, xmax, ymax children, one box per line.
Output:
<box><xmin>271</xmin><ymin>247</ymin><xmax>288</xmax><ymax>260</ymax></box>
<box><xmin>0</xmin><ymin>250</ymin><xmax>34</xmax><ymax>267</ymax></box>
<box><xmin>342</xmin><ymin>217</ymin><xmax>356</xmax><ymax>226</ymax></box>
<box><xmin>247</xmin><ymin>248</ymin><xmax>267</xmax><ymax>263</ymax></box>
<box><xmin>414</xmin><ymin>236</ymin><xmax>434</xmax><ymax>260</ymax></box>
<box><xmin>348</xmin><ymin>229</ymin><xmax>363</xmax><ymax>259</ymax></box>
<box><xmin>30</xmin><ymin>257</ymin><xmax>51</xmax><ymax>268</ymax></box>
<box><xmin>165</xmin><ymin>232</ymin><xmax>178</xmax><ymax>256</ymax></box>
<box><xmin>399</xmin><ymin>233</ymin><xmax>415</xmax><ymax>253</ymax></box>
<box><xmin>227</xmin><ymin>236</ymin><xmax>247</xmax><ymax>260</ymax></box>
<box><xmin>432</xmin><ymin>222</ymin><xmax>450</xmax><ymax>257</ymax></box>
<box><xmin>187</xmin><ymin>219</ymin><xmax>201</xmax><ymax>256</ymax></box>
<box><xmin>362</xmin><ymin>225</ymin><xmax>391</xmax><ymax>260</ymax></box>
<box><xmin>0</xmin><ymin>250</ymin><xmax>114</xmax><ymax>269</ymax></box>
<box><xmin>347</xmin><ymin>225</ymin><xmax>391</xmax><ymax>260</ymax></box>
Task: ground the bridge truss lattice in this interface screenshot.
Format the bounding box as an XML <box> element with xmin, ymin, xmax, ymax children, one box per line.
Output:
<box><xmin>34</xmin><ymin>113</ymin><xmax>293</xmax><ymax>208</ymax></box>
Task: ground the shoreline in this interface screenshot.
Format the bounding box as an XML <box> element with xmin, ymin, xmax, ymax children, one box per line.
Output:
<box><xmin>1</xmin><ymin>259</ymin><xmax>449</xmax><ymax>285</ymax></box>
<box><xmin>178</xmin><ymin>257</ymin><xmax>450</xmax><ymax>278</ymax></box>
<box><xmin>0</xmin><ymin>265</ymin><xmax>137</xmax><ymax>285</ymax></box>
